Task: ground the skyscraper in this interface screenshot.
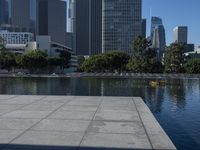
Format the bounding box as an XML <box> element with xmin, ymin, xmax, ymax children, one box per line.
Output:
<box><xmin>151</xmin><ymin>17</ymin><xmax>162</xmax><ymax>39</ymax></box>
<box><xmin>152</xmin><ymin>25</ymin><xmax>166</xmax><ymax>59</ymax></box>
<box><xmin>11</xmin><ymin>0</ymin><xmax>30</xmax><ymax>31</ymax></box>
<box><xmin>68</xmin><ymin>0</ymin><xmax>102</xmax><ymax>55</ymax></box>
<box><xmin>36</xmin><ymin>0</ymin><xmax>66</xmax><ymax>45</ymax></box>
<box><xmin>173</xmin><ymin>26</ymin><xmax>188</xmax><ymax>44</ymax></box>
<box><xmin>102</xmin><ymin>0</ymin><xmax>142</xmax><ymax>53</ymax></box>
<box><xmin>89</xmin><ymin>0</ymin><xmax>102</xmax><ymax>55</ymax></box>
<box><xmin>0</xmin><ymin>0</ymin><xmax>9</xmax><ymax>25</ymax></box>
<box><xmin>69</xmin><ymin>0</ymin><xmax>142</xmax><ymax>55</ymax></box>
<box><xmin>142</xmin><ymin>19</ymin><xmax>146</xmax><ymax>38</ymax></box>
<box><xmin>75</xmin><ymin>0</ymin><xmax>90</xmax><ymax>55</ymax></box>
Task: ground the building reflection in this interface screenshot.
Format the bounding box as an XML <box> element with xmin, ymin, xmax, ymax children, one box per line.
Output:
<box><xmin>166</xmin><ymin>79</ymin><xmax>186</xmax><ymax>109</ymax></box>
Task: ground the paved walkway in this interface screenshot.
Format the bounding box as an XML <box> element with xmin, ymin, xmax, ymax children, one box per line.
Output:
<box><xmin>0</xmin><ymin>95</ymin><xmax>176</xmax><ymax>150</ymax></box>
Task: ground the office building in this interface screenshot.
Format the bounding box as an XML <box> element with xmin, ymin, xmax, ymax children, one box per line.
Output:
<box><xmin>11</xmin><ymin>0</ymin><xmax>31</xmax><ymax>32</ymax></box>
<box><xmin>36</xmin><ymin>0</ymin><xmax>66</xmax><ymax>45</ymax></box>
<box><xmin>69</xmin><ymin>0</ymin><xmax>142</xmax><ymax>55</ymax></box>
<box><xmin>173</xmin><ymin>26</ymin><xmax>188</xmax><ymax>44</ymax></box>
<box><xmin>0</xmin><ymin>30</ymin><xmax>34</xmax><ymax>54</ymax></box>
<box><xmin>152</xmin><ymin>25</ymin><xmax>166</xmax><ymax>59</ymax></box>
<box><xmin>142</xmin><ymin>19</ymin><xmax>146</xmax><ymax>38</ymax></box>
<box><xmin>89</xmin><ymin>0</ymin><xmax>102</xmax><ymax>55</ymax></box>
<box><xmin>75</xmin><ymin>0</ymin><xmax>90</xmax><ymax>55</ymax></box>
<box><xmin>0</xmin><ymin>0</ymin><xmax>9</xmax><ymax>25</ymax></box>
<box><xmin>102</xmin><ymin>0</ymin><xmax>142</xmax><ymax>53</ymax></box>
<box><xmin>151</xmin><ymin>17</ymin><xmax>163</xmax><ymax>39</ymax></box>
<box><xmin>68</xmin><ymin>0</ymin><xmax>102</xmax><ymax>55</ymax></box>
<box><xmin>0</xmin><ymin>30</ymin><xmax>34</xmax><ymax>45</ymax></box>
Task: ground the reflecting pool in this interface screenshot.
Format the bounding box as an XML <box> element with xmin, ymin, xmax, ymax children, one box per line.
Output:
<box><xmin>0</xmin><ymin>77</ymin><xmax>200</xmax><ymax>150</ymax></box>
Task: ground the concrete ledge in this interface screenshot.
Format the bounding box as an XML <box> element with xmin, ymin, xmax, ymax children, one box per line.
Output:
<box><xmin>0</xmin><ymin>95</ymin><xmax>176</xmax><ymax>150</ymax></box>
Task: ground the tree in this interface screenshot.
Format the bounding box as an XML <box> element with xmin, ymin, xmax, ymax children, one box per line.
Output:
<box><xmin>21</xmin><ymin>50</ymin><xmax>48</xmax><ymax>73</ymax></box>
<box><xmin>59</xmin><ymin>51</ymin><xmax>71</xmax><ymax>70</ymax></box>
<box><xmin>81</xmin><ymin>52</ymin><xmax>130</xmax><ymax>73</ymax></box>
<box><xmin>164</xmin><ymin>43</ymin><xmax>185</xmax><ymax>73</ymax></box>
<box><xmin>105</xmin><ymin>52</ymin><xmax>130</xmax><ymax>73</ymax></box>
<box><xmin>127</xmin><ymin>36</ymin><xmax>157</xmax><ymax>73</ymax></box>
<box><xmin>0</xmin><ymin>48</ymin><xmax>17</xmax><ymax>70</ymax></box>
<box><xmin>77</xmin><ymin>56</ymin><xmax>85</xmax><ymax>71</ymax></box>
<box><xmin>0</xmin><ymin>37</ymin><xmax>6</xmax><ymax>50</ymax></box>
<box><xmin>183</xmin><ymin>59</ymin><xmax>200</xmax><ymax>74</ymax></box>
<box><xmin>47</xmin><ymin>57</ymin><xmax>63</xmax><ymax>73</ymax></box>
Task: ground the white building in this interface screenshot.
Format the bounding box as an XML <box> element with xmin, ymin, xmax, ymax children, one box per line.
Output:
<box><xmin>0</xmin><ymin>30</ymin><xmax>34</xmax><ymax>45</ymax></box>
<box><xmin>36</xmin><ymin>36</ymin><xmax>77</xmax><ymax>70</ymax></box>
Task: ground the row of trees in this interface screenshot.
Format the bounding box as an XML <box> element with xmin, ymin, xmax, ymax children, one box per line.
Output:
<box><xmin>0</xmin><ymin>48</ymin><xmax>71</xmax><ymax>73</ymax></box>
<box><xmin>78</xmin><ymin>36</ymin><xmax>200</xmax><ymax>74</ymax></box>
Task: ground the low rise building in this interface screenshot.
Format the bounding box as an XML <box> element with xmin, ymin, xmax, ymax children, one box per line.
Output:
<box><xmin>0</xmin><ymin>30</ymin><xmax>34</xmax><ymax>45</ymax></box>
<box><xmin>36</xmin><ymin>36</ymin><xmax>77</xmax><ymax>71</ymax></box>
<box><xmin>185</xmin><ymin>47</ymin><xmax>200</xmax><ymax>59</ymax></box>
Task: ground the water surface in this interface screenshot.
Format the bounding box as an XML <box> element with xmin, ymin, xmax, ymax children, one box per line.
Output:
<box><xmin>0</xmin><ymin>77</ymin><xmax>200</xmax><ymax>150</ymax></box>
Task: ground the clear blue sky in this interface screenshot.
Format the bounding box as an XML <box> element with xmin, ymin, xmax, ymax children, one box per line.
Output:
<box><xmin>65</xmin><ymin>0</ymin><xmax>200</xmax><ymax>47</ymax></box>
<box><xmin>143</xmin><ymin>0</ymin><xmax>200</xmax><ymax>46</ymax></box>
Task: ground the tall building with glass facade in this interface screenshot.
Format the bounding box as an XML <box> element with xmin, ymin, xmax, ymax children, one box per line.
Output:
<box><xmin>69</xmin><ymin>0</ymin><xmax>142</xmax><ymax>55</ymax></box>
<box><xmin>151</xmin><ymin>17</ymin><xmax>162</xmax><ymax>39</ymax></box>
<box><xmin>68</xmin><ymin>0</ymin><xmax>102</xmax><ymax>55</ymax></box>
<box><xmin>152</xmin><ymin>25</ymin><xmax>166</xmax><ymax>59</ymax></box>
<box><xmin>36</xmin><ymin>0</ymin><xmax>66</xmax><ymax>45</ymax></box>
<box><xmin>11</xmin><ymin>0</ymin><xmax>30</xmax><ymax>31</ymax></box>
<box><xmin>0</xmin><ymin>0</ymin><xmax>9</xmax><ymax>25</ymax></box>
<box><xmin>102</xmin><ymin>0</ymin><xmax>142</xmax><ymax>53</ymax></box>
<box><xmin>142</xmin><ymin>19</ymin><xmax>146</xmax><ymax>38</ymax></box>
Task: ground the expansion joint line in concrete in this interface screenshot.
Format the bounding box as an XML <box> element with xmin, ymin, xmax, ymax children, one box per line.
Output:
<box><xmin>1</xmin><ymin>96</ymin><xmax>75</xmax><ymax>149</ymax></box>
<box><xmin>132</xmin><ymin>98</ymin><xmax>154</xmax><ymax>149</ymax></box>
<box><xmin>0</xmin><ymin>96</ymin><xmax>47</xmax><ymax>117</ymax></box>
<box><xmin>78</xmin><ymin>96</ymin><xmax>104</xmax><ymax>150</ymax></box>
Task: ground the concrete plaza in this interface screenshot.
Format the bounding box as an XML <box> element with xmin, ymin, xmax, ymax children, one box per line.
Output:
<box><xmin>0</xmin><ymin>95</ymin><xmax>176</xmax><ymax>150</ymax></box>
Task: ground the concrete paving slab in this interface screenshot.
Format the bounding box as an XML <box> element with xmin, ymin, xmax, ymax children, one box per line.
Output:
<box><xmin>101</xmin><ymin>98</ymin><xmax>134</xmax><ymax>106</ymax></box>
<box><xmin>32</xmin><ymin>119</ymin><xmax>90</xmax><ymax>132</ymax></box>
<box><xmin>0</xmin><ymin>119</ymin><xmax>40</xmax><ymax>130</ymax></box>
<box><xmin>97</xmin><ymin>105</ymin><xmax>136</xmax><ymax>113</ymax></box>
<box><xmin>0</xmin><ymin>130</ymin><xmax>24</xmax><ymax>144</ymax></box>
<box><xmin>59</xmin><ymin>105</ymin><xmax>98</xmax><ymax>112</ymax></box>
<box><xmin>0</xmin><ymin>104</ymin><xmax>24</xmax><ymax>112</ymax></box>
<box><xmin>94</xmin><ymin>111</ymin><xmax>140</xmax><ymax>122</ymax></box>
<box><xmin>42</xmin><ymin>96</ymin><xmax>75</xmax><ymax>102</ymax></box>
<box><xmin>0</xmin><ymin>95</ymin><xmax>16</xmax><ymax>100</ymax></box>
<box><xmin>2</xmin><ymin>110</ymin><xmax>52</xmax><ymax>119</ymax></box>
<box><xmin>80</xmin><ymin>132</ymin><xmax>152</xmax><ymax>150</ymax></box>
<box><xmin>10</xmin><ymin>131</ymin><xmax>84</xmax><ymax>147</ymax></box>
<box><xmin>88</xmin><ymin>121</ymin><xmax>144</xmax><ymax>134</ymax></box>
<box><xmin>20</xmin><ymin>104</ymin><xmax>63</xmax><ymax>111</ymax></box>
<box><xmin>48</xmin><ymin>110</ymin><xmax>95</xmax><ymax>120</ymax></box>
<box><xmin>0</xmin><ymin>95</ymin><xmax>176</xmax><ymax>150</ymax></box>
<box><xmin>0</xmin><ymin>96</ymin><xmax>44</xmax><ymax>105</ymax></box>
<box><xmin>31</xmin><ymin>100</ymin><xmax>65</xmax><ymax>106</ymax></box>
<box><xmin>67</xmin><ymin>100</ymin><xmax>100</xmax><ymax>106</ymax></box>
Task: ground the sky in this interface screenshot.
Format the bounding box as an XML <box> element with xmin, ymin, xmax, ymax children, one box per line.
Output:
<box><xmin>143</xmin><ymin>0</ymin><xmax>200</xmax><ymax>46</ymax></box>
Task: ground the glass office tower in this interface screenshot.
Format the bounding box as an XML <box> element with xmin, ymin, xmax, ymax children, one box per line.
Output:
<box><xmin>36</xmin><ymin>0</ymin><xmax>66</xmax><ymax>45</ymax></box>
<box><xmin>11</xmin><ymin>0</ymin><xmax>30</xmax><ymax>31</ymax></box>
<box><xmin>69</xmin><ymin>0</ymin><xmax>142</xmax><ymax>55</ymax></box>
<box><xmin>0</xmin><ymin>0</ymin><xmax>9</xmax><ymax>25</ymax></box>
<box><xmin>102</xmin><ymin>0</ymin><xmax>142</xmax><ymax>53</ymax></box>
<box><xmin>151</xmin><ymin>17</ymin><xmax>163</xmax><ymax>39</ymax></box>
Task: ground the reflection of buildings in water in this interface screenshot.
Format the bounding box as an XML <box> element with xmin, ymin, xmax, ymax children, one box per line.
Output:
<box><xmin>166</xmin><ymin>79</ymin><xmax>186</xmax><ymax>109</ymax></box>
<box><xmin>144</xmin><ymin>86</ymin><xmax>165</xmax><ymax>113</ymax></box>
